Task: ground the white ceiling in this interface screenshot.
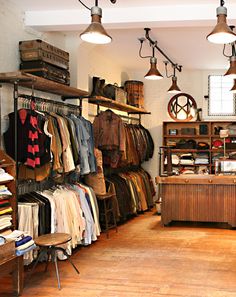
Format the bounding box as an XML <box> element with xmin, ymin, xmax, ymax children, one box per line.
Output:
<box><xmin>10</xmin><ymin>0</ymin><xmax>236</xmax><ymax>72</ymax></box>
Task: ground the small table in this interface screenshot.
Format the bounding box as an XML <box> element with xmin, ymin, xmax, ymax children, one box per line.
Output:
<box><xmin>0</xmin><ymin>255</ymin><xmax>23</xmax><ymax>296</ymax></box>
<box><xmin>31</xmin><ymin>233</ymin><xmax>79</xmax><ymax>290</ymax></box>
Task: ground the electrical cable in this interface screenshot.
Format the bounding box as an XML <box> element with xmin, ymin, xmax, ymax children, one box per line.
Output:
<box><xmin>78</xmin><ymin>0</ymin><xmax>91</xmax><ymax>11</ymax></box>
<box><xmin>138</xmin><ymin>38</ymin><xmax>151</xmax><ymax>59</ymax></box>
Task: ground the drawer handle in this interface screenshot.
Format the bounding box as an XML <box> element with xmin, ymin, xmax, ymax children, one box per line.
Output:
<box><xmin>185</xmin><ymin>179</ymin><xmax>189</xmax><ymax>183</ymax></box>
<box><xmin>234</xmin><ymin>179</ymin><xmax>236</xmax><ymax>184</ymax></box>
<box><xmin>208</xmin><ymin>179</ymin><xmax>213</xmax><ymax>183</ymax></box>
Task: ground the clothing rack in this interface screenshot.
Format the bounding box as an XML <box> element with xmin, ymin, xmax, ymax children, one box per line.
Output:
<box><xmin>94</xmin><ymin>107</ymin><xmax>142</xmax><ymax>124</ymax></box>
<box><xmin>103</xmin><ymin>165</ymin><xmax>141</xmax><ymax>177</ymax></box>
<box><xmin>18</xmin><ymin>94</ymin><xmax>82</xmax><ymax>116</ymax></box>
<box><xmin>16</xmin><ymin>94</ymin><xmax>85</xmax><ymax>195</ymax></box>
<box><xmin>18</xmin><ymin>178</ymin><xmax>56</xmax><ymax>196</ymax></box>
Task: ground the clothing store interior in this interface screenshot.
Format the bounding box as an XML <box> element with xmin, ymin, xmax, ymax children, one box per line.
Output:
<box><xmin>1</xmin><ymin>0</ymin><xmax>236</xmax><ymax>296</ymax></box>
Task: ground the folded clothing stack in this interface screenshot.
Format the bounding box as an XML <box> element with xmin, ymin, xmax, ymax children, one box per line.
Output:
<box><xmin>0</xmin><ymin>214</ymin><xmax>12</xmax><ymax>231</ymax></box>
<box><xmin>179</xmin><ymin>153</ymin><xmax>194</xmax><ymax>165</ymax></box>
<box><xmin>0</xmin><ymin>168</ymin><xmax>14</xmax><ymax>182</ymax></box>
<box><xmin>164</xmin><ymin>154</ymin><xmax>180</xmax><ymax>165</ymax></box>
<box><xmin>195</xmin><ymin>152</ymin><xmax>209</xmax><ymax>165</ymax></box>
<box><xmin>15</xmin><ymin>235</ymin><xmax>36</xmax><ymax>256</ymax></box>
<box><xmin>2</xmin><ymin>230</ymin><xmax>36</xmax><ymax>256</ymax></box>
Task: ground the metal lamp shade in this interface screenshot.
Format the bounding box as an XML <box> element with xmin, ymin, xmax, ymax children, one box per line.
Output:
<box><xmin>80</xmin><ymin>11</ymin><xmax>112</xmax><ymax>44</ymax></box>
<box><xmin>207</xmin><ymin>7</ymin><xmax>236</xmax><ymax>44</ymax></box>
<box><xmin>167</xmin><ymin>76</ymin><xmax>181</xmax><ymax>93</ymax></box>
<box><xmin>224</xmin><ymin>57</ymin><xmax>236</xmax><ymax>79</ymax></box>
<box><xmin>230</xmin><ymin>79</ymin><xmax>236</xmax><ymax>93</ymax></box>
<box><xmin>144</xmin><ymin>58</ymin><xmax>163</xmax><ymax>80</ymax></box>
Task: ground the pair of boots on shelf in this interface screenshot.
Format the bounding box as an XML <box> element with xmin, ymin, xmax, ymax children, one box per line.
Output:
<box><xmin>90</xmin><ymin>76</ymin><xmax>106</xmax><ymax>97</ymax></box>
<box><xmin>90</xmin><ymin>77</ymin><xmax>116</xmax><ymax>100</ymax></box>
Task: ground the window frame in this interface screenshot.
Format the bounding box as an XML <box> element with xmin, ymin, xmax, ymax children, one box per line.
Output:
<box><xmin>208</xmin><ymin>75</ymin><xmax>236</xmax><ymax>117</ymax></box>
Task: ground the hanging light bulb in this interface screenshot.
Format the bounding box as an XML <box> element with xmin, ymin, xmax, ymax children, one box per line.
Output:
<box><xmin>144</xmin><ymin>57</ymin><xmax>163</xmax><ymax>80</ymax></box>
<box><xmin>167</xmin><ymin>76</ymin><xmax>181</xmax><ymax>94</ymax></box>
<box><xmin>230</xmin><ymin>79</ymin><xmax>236</xmax><ymax>92</ymax></box>
<box><xmin>207</xmin><ymin>0</ymin><xmax>236</xmax><ymax>44</ymax></box>
<box><xmin>80</xmin><ymin>1</ymin><xmax>115</xmax><ymax>44</ymax></box>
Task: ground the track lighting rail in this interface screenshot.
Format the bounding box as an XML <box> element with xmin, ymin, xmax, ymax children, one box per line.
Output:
<box><xmin>144</xmin><ymin>28</ymin><xmax>182</xmax><ymax>73</ymax></box>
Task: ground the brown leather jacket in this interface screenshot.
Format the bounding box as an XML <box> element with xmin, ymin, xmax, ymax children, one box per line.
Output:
<box><xmin>93</xmin><ymin>110</ymin><xmax>126</xmax><ymax>152</ymax></box>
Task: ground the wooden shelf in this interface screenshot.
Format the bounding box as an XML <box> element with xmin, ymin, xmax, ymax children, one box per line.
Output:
<box><xmin>0</xmin><ymin>71</ymin><xmax>88</xmax><ymax>99</ymax></box>
<box><xmin>170</xmin><ymin>149</ymin><xmax>210</xmax><ymax>153</ymax></box>
<box><xmin>88</xmin><ymin>96</ymin><xmax>151</xmax><ymax>114</ymax></box>
<box><xmin>163</xmin><ymin>121</ymin><xmax>236</xmax><ymax>175</ymax></box>
<box><xmin>164</xmin><ymin>135</ymin><xmax>209</xmax><ymax>138</ymax></box>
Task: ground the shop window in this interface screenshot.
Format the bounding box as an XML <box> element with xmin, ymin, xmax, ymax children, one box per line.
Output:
<box><xmin>208</xmin><ymin>75</ymin><xmax>236</xmax><ymax>116</ymax></box>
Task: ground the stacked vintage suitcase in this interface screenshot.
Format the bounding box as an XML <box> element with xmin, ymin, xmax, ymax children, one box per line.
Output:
<box><xmin>19</xmin><ymin>39</ymin><xmax>70</xmax><ymax>85</ymax></box>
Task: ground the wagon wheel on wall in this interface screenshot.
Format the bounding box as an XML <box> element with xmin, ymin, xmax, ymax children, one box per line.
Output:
<box><xmin>168</xmin><ymin>93</ymin><xmax>197</xmax><ymax>122</ymax></box>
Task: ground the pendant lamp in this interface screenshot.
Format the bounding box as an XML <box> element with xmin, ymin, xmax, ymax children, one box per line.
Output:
<box><xmin>144</xmin><ymin>57</ymin><xmax>163</xmax><ymax>80</ymax></box>
<box><xmin>80</xmin><ymin>0</ymin><xmax>116</xmax><ymax>44</ymax></box>
<box><xmin>167</xmin><ymin>76</ymin><xmax>181</xmax><ymax>94</ymax></box>
<box><xmin>207</xmin><ymin>1</ymin><xmax>236</xmax><ymax>44</ymax></box>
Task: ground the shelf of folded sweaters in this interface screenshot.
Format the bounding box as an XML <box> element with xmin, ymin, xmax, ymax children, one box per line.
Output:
<box><xmin>0</xmin><ymin>170</ymin><xmax>15</xmax><ymax>232</ymax></box>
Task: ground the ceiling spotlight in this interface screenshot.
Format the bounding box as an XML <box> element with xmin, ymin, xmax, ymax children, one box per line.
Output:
<box><xmin>79</xmin><ymin>0</ymin><xmax>116</xmax><ymax>44</ymax></box>
<box><xmin>207</xmin><ymin>0</ymin><xmax>236</xmax><ymax>44</ymax></box>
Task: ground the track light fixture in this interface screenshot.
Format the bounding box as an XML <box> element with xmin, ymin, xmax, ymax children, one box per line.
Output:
<box><xmin>165</xmin><ymin>62</ymin><xmax>182</xmax><ymax>94</ymax></box>
<box><xmin>207</xmin><ymin>0</ymin><xmax>236</xmax><ymax>44</ymax></box>
<box><xmin>139</xmin><ymin>37</ymin><xmax>163</xmax><ymax>80</ymax></box>
<box><xmin>139</xmin><ymin>28</ymin><xmax>182</xmax><ymax>90</ymax></box>
<box><xmin>79</xmin><ymin>0</ymin><xmax>116</xmax><ymax>44</ymax></box>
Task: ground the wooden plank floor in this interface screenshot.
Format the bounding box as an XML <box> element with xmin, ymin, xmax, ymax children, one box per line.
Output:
<box><xmin>2</xmin><ymin>210</ymin><xmax>236</xmax><ymax>296</ymax></box>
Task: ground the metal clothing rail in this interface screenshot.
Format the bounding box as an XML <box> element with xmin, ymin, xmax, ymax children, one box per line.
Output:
<box><xmin>96</xmin><ymin>105</ymin><xmax>142</xmax><ymax>124</ymax></box>
<box><xmin>18</xmin><ymin>94</ymin><xmax>82</xmax><ymax>115</ymax></box>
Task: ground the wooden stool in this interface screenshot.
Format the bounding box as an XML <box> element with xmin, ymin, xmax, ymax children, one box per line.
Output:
<box><xmin>97</xmin><ymin>193</ymin><xmax>118</xmax><ymax>238</ymax></box>
<box><xmin>30</xmin><ymin>233</ymin><xmax>79</xmax><ymax>290</ymax></box>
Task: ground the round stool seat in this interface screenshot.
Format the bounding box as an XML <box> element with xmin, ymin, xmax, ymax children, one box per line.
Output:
<box><xmin>35</xmin><ymin>233</ymin><xmax>72</xmax><ymax>247</ymax></box>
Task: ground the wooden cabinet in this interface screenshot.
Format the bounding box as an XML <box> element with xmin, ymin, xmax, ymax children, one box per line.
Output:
<box><xmin>156</xmin><ymin>175</ymin><xmax>236</xmax><ymax>227</ymax></box>
<box><xmin>162</xmin><ymin>121</ymin><xmax>236</xmax><ymax>175</ymax></box>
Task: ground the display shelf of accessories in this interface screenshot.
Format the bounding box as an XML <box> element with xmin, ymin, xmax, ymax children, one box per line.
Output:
<box><xmin>162</xmin><ymin>121</ymin><xmax>236</xmax><ymax>175</ymax></box>
<box><xmin>0</xmin><ymin>150</ymin><xmax>16</xmax><ymax>232</ymax></box>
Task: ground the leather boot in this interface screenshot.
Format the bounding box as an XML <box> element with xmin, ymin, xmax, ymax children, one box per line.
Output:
<box><xmin>90</xmin><ymin>76</ymin><xmax>101</xmax><ymax>97</ymax></box>
<box><xmin>99</xmin><ymin>79</ymin><xmax>106</xmax><ymax>97</ymax></box>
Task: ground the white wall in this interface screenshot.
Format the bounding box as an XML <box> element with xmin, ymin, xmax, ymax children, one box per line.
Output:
<box><xmin>0</xmin><ymin>1</ymin><xmax>69</xmax><ymax>139</ymax></box>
